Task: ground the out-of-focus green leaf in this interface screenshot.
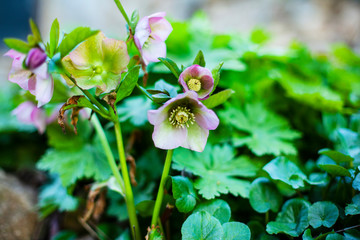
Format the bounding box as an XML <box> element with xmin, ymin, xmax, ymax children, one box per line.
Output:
<box><xmin>318</xmin><ymin>149</ymin><xmax>353</xmax><ymax>163</ymax></box>
<box><xmin>158</xmin><ymin>57</ymin><xmax>182</xmax><ymax>78</ymax></box>
<box><xmin>318</xmin><ymin>164</ymin><xmax>351</xmax><ymax>177</ymax></box>
<box><xmin>117</xmin><ymin>96</ymin><xmax>152</xmax><ymax>126</ymax></box>
<box><xmin>4</xmin><ymin>38</ymin><xmax>31</xmax><ymax>53</ymax></box>
<box><xmin>202</xmin><ymin>89</ymin><xmax>234</xmax><ymax>109</ymax></box>
<box><xmin>193</xmin><ymin>50</ymin><xmax>206</xmax><ymax>67</ymax></box>
<box><xmin>49</xmin><ymin>18</ymin><xmax>60</xmax><ymax>57</ymax></box>
<box><xmin>193</xmin><ymin>199</ymin><xmax>231</xmax><ymax>224</ymax></box>
<box><xmin>249</xmin><ymin>178</ymin><xmax>282</xmax><ymax>213</ymax></box>
<box><xmin>308</xmin><ymin>201</ymin><xmax>339</xmax><ymax>228</ymax></box>
<box><xmin>223</xmin><ymin>222</ymin><xmax>251</xmax><ymax>240</ymax></box>
<box><xmin>172</xmin><ymin>176</ymin><xmax>197</xmax><ymax>213</ymax></box>
<box><xmin>345</xmin><ymin>194</ymin><xmax>360</xmax><ymax>216</ymax></box>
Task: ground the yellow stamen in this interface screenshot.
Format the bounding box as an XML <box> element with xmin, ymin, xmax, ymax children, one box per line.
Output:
<box><xmin>188</xmin><ymin>78</ymin><xmax>201</xmax><ymax>92</ymax></box>
<box><xmin>169</xmin><ymin>106</ymin><xmax>195</xmax><ymax>128</ymax></box>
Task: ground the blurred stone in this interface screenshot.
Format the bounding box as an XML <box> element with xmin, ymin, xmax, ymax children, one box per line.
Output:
<box><xmin>0</xmin><ymin>169</ymin><xmax>38</xmax><ymax>240</ymax></box>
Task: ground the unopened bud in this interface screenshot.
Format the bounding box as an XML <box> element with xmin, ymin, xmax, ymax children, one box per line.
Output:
<box><xmin>26</xmin><ymin>48</ymin><xmax>47</xmax><ymax>69</ymax></box>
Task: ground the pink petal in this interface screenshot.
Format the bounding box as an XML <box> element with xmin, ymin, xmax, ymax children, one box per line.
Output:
<box><xmin>35</xmin><ymin>77</ymin><xmax>54</xmax><ymax>107</ymax></box>
<box><xmin>152</xmin><ymin>121</ymin><xmax>187</xmax><ymax>150</ymax></box>
<box><xmin>148</xmin><ymin>12</ymin><xmax>166</xmax><ymax>18</ymax></box>
<box><xmin>32</xmin><ymin>62</ymin><xmax>49</xmax><ymax>80</ymax></box>
<box><xmin>149</xmin><ymin>16</ymin><xmax>172</xmax><ymax>42</ymax></box>
<box><xmin>181</xmin><ymin>123</ymin><xmax>209</xmax><ymax>152</ymax></box>
<box><xmin>194</xmin><ymin>105</ymin><xmax>219</xmax><ymax>130</ymax></box>
<box><xmin>141</xmin><ymin>39</ymin><xmax>166</xmax><ymax>65</ymax></box>
<box><xmin>12</xmin><ymin>101</ymin><xmax>46</xmax><ymax>134</ymax></box>
<box><xmin>26</xmin><ymin>48</ymin><xmax>47</xmax><ymax>69</ymax></box>
<box><xmin>31</xmin><ymin>107</ymin><xmax>47</xmax><ymax>134</ymax></box>
<box><xmin>134</xmin><ymin>16</ymin><xmax>151</xmax><ymax>49</ymax></box>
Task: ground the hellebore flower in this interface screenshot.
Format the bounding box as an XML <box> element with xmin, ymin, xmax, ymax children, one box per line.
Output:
<box><xmin>148</xmin><ymin>91</ymin><xmax>219</xmax><ymax>152</ymax></box>
<box><xmin>62</xmin><ymin>32</ymin><xmax>129</xmax><ymax>94</ymax></box>
<box><xmin>12</xmin><ymin>101</ymin><xmax>47</xmax><ymax>134</ymax></box>
<box><xmin>178</xmin><ymin>65</ymin><xmax>214</xmax><ymax>100</ymax></box>
<box><xmin>5</xmin><ymin>48</ymin><xmax>53</xmax><ymax>107</ymax></box>
<box><xmin>134</xmin><ymin>12</ymin><xmax>172</xmax><ymax>65</ymax></box>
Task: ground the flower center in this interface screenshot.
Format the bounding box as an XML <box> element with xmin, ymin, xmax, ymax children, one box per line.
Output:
<box><xmin>169</xmin><ymin>106</ymin><xmax>195</xmax><ymax>128</ymax></box>
<box><xmin>94</xmin><ymin>66</ymin><xmax>103</xmax><ymax>74</ymax></box>
<box><xmin>187</xmin><ymin>78</ymin><xmax>201</xmax><ymax>92</ymax></box>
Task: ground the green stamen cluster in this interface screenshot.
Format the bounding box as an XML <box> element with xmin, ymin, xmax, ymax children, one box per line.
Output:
<box><xmin>188</xmin><ymin>78</ymin><xmax>201</xmax><ymax>92</ymax></box>
<box><xmin>169</xmin><ymin>105</ymin><xmax>195</xmax><ymax>128</ymax></box>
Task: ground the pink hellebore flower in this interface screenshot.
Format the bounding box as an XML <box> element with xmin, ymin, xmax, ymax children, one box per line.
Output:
<box><xmin>148</xmin><ymin>91</ymin><xmax>219</xmax><ymax>152</ymax></box>
<box><xmin>5</xmin><ymin>48</ymin><xmax>53</xmax><ymax>107</ymax></box>
<box><xmin>12</xmin><ymin>101</ymin><xmax>47</xmax><ymax>134</ymax></box>
<box><xmin>179</xmin><ymin>65</ymin><xmax>214</xmax><ymax>100</ymax></box>
<box><xmin>134</xmin><ymin>12</ymin><xmax>173</xmax><ymax>65</ymax></box>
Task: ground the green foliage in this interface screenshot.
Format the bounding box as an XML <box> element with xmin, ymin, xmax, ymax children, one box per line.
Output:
<box><xmin>59</xmin><ymin>27</ymin><xmax>99</xmax><ymax>58</ymax></box>
<box><xmin>117</xmin><ymin>96</ymin><xmax>152</xmax><ymax>126</ymax></box>
<box><xmin>49</xmin><ymin>18</ymin><xmax>60</xmax><ymax>57</ymax></box>
<box><xmin>193</xmin><ymin>50</ymin><xmax>206</xmax><ymax>67</ymax></box>
<box><xmin>220</xmin><ymin>103</ymin><xmax>301</xmax><ymax>156</ymax></box>
<box><xmin>173</xmin><ymin>144</ymin><xmax>260</xmax><ymax>199</ymax></box>
<box><xmin>4</xmin><ymin>38</ymin><xmax>31</xmax><ymax>53</ymax></box>
<box><xmin>249</xmin><ymin>178</ymin><xmax>282</xmax><ymax>213</ymax></box>
<box><xmin>193</xmin><ymin>199</ymin><xmax>231</xmax><ymax>224</ymax></box>
<box><xmin>171</xmin><ymin>176</ymin><xmax>197</xmax><ymax>213</ymax></box>
<box><xmin>116</xmin><ymin>65</ymin><xmax>140</xmax><ymax>103</ymax></box>
<box><xmin>267</xmin><ymin>199</ymin><xmax>310</xmax><ymax>237</ymax></box>
<box><xmin>158</xmin><ymin>57</ymin><xmax>182</xmax><ymax>78</ymax></box>
<box><xmin>202</xmin><ymin>89</ymin><xmax>234</xmax><ymax>109</ymax></box>
<box><xmin>345</xmin><ymin>194</ymin><xmax>360</xmax><ymax>216</ymax></box>
<box><xmin>308</xmin><ymin>201</ymin><xmax>339</xmax><ymax>228</ymax></box>
<box><xmin>223</xmin><ymin>222</ymin><xmax>251</xmax><ymax>240</ymax></box>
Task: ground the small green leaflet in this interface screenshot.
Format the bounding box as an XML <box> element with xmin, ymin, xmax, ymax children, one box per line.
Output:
<box><xmin>308</xmin><ymin>201</ymin><xmax>339</xmax><ymax>228</ymax></box>
<box><xmin>193</xmin><ymin>199</ymin><xmax>231</xmax><ymax>224</ymax></box>
<box><xmin>3</xmin><ymin>38</ymin><xmax>31</xmax><ymax>53</ymax></box>
<box><xmin>345</xmin><ymin>194</ymin><xmax>360</xmax><ymax>216</ymax></box>
<box><xmin>220</xmin><ymin>103</ymin><xmax>301</xmax><ymax>156</ymax></box>
<box><xmin>171</xmin><ymin>176</ymin><xmax>197</xmax><ymax>213</ymax></box>
<box><xmin>202</xmin><ymin>89</ymin><xmax>234</xmax><ymax>109</ymax></box>
<box><xmin>193</xmin><ymin>50</ymin><xmax>206</xmax><ymax>67</ymax></box>
<box><xmin>29</xmin><ymin>19</ymin><xmax>42</xmax><ymax>43</ymax></box>
<box><xmin>158</xmin><ymin>57</ymin><xmax>182</xmax><ymax>78</ymax></box>
<box><xmin>249</xmin><ymin>178</ymin><xmax>283</xmax><ymax>213</ymax></box>
<box><xmin>318</xmin><ymin>149</ymin><xmax>353</xmax><ymax>163</ymax></box>
<box><xmin>223</xmin><ymin>222</ymin><xmax>251</xmax><ymax>240</ymax></box>
<box><xmin>173</xmin><ymin>144</ymin><xmax>259</xmax><ymax>199</ymax></box>
<box><xmin>116</xmin><ymin>65</ymin><xmax>140</xmax><ymax>103</ymax></box>
<box><xmin>211</xmin><ymin>62</ymin><xmax>224</xmax><ymax>95</ymax></box>
<box><xmin>49</xmin><ymin>18</ymin><xmax>60</xmax><ymax>58</ymax></box>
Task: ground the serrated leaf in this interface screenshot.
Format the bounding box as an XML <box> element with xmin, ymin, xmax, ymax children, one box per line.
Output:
<box><xmin>345</xmin><ymin>194</ymin><xmax>360</xmax><ymax>215</ymax></box>
<box><xmin>249</xmin><ymin>178</ymin><xmax>282</xmax><ymax>213</ymax></box>
<box><xmin>172</xmin><ymin>176</ymin><xmax>197</xmax><ymax>213</ymax></box>
<box><xmin>29</xmin><ymin>19</ymin><xmax>42</xmax><ymax>42</ymax></box>
<box><xmin>116</xmin><ymin>65</ymin><xmax>140</xmax><ymax>103</ymax></box>
<box><xmin>266</xmin><ymin>199</ymin><xmax>310</xmax><ymax>237</ymax></box>
<box><xmin>194</xmin><ymin>199</ymin><xmax>231</xmax><ymax>224</ymax></box>
<box><xmin>263</xmin><ymin>156</ymin><xmax>307</xmax><ymax>189</ymax></box>
<box><xmin>308</xmin><ymin>201</ymin><xmax>339</xmax><ymax>228</ymax></box>
<box><xmin>59</xmin><ymin>27</ymin><xmax>99</xmax><ymax>58</ymax></box>
<box><xmin>181</xmin><ymin>211</ymin><xmax>223</xmax><ymax>240</ymax></box>
<box><xmin>158</xmin><ymin>57</ymin><xmax>181</xmax><ymax>78</ymax></box>
<box><xmin>211</xmin><ymin>62</ymin><xmax>224</xmax><ymax>94</ymax></box>
<box><xmin>318</xmin><ymin>149</ymin><xmax>353</xmax><ymax>163</ymax></box>
<box><xmin>318</xmin><ymin>164</ymin><xmax>351</xmax><ymax>177</ymax></box>
<box><xmin>223</xmin><ymin>222</ymin><xmax>251</xmax><ymax>240</ymax></box>
<box><xmin>173</xmin><ymin>144</ymin><xmax>258</xmax><ymax>199</ymax></box>
<box><xmin>193</xmin><ymin>50</ymin><xmax>206</xmax><ymax>67</ymax></box>
<box><xmin>4</xmin><ymin>38</ymin><xmax>31</xmax><ymax>53</ymax></box>
<box><xmin>202</xmin><ymin>89</ymin><xmax>234</xmax><ymax>109</ymax></box>
<box><xmin>49</xmin><ymin>18</ymin><xmax>60</xmax><ymax>57</ymax></box>
<box><xmin>117</xmin><ymin>96</ymin><xmax>152</xmax><ymax>126</ymax></box>
<box><xmin>220</xmin><ymin>103</ymin><xmax>301</xmax><ymax>156</ymax></box>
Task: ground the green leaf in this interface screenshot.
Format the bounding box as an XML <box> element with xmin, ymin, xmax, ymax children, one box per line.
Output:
<box><xmin>173</xmin><ymin>144</ymin><xmax>258</xmax><ymax>199</ymax></box>
<box><xmin>308</xmin><ymin>201</ymin><xmax>339</xmax><ymax>228</ymax></box>
<box><xmin>353</xmin><ymin>173</ymin><xmax>360</xmax><ymax>191</ymax></box>
<box><xmin>171</xmin><ymin>176</ymin><xmax>197</xmax><ymax>213</ymax></box>
<box><xmin>59</xmin><ymin>27</ymin><xmax>99</xmax><ymax>58</ymax></box>
<box><xmin>49</xmin><ymin>18</ymin><xmax>60</xmax><ymax>57</ymax></box>
<box><xmin>220</xmin><ymin>103</ymin><xmax>301</xmax><ymax>156</ymax></box>
<box><xmin>325</xmin><ymin>233</ymin><xmax>345</xmax><ymax>240</ymax></box>
<box><xmin>38</xmin><ymin>176</ymin><xmax>79</xmax><ymax>218</ymax></box>
<box><xmin>345</xmin><ymin>194</ymin><xmax>360</xmax><ymax>215</ymax></box>
<box><xmin>29</xmin><ymin>19</ymin><xmax>42</xmax><ymax>42</ymax></box>
<box><xmin>4</xmin><ymin>38</ymin><xmax>31</xmax><ymax>53</ymax></box>
<box><xmin>37</xmin><ymin>144</ymin><xmax>112</xmax><ymax>187</ymax></box>
<box><xmin>193</xmin><ymin>50</ymin><xmax>206</xmax><ymax>67</ymax></box>
<box><xmin>194</xmin><ymin>199</ymin><xmax>231</xmax><ymax>224</ymax></box>
<box><xmin>158</xmin><ymin>57</ymin><xmax>181</xmax><ymax>78</ymax></box>
<box><xmin>117</xmin><ymin>96</ymin><xmax>152</xmax><ymax>126</ymax></box>
<box><xmin>202</xmin><ymin>89</ymin><xmax>234</xmax><ymax>109</ymax></box>
<box><xmin>263</xmin><ymin>157</ymin><xmax>307</xmax><ymax>189</ymax></box>
<box><xmin>249</xmin><ymin>178</ymin><xmax>282</xmax><ymax>213</ymax></box>
<box><xmin>136</xmin><ymin>200</ymin><xmax>155</xmax><ymax>217</ymax></box>
<box><xmin>344</xmin><ymin>229</ymin><xmax>360</xmax><ymax>240</ymax></box>
<box><xmin>181</xmin><ymin>211</ymin><xmax>223</xmax><ymax>240</ymax></box>
<box><xmin>266</xmin><ymin>199</ymin><xmax>310</xmax><ymax>237</ymax></box>
<box><xmin>52</xmin><ymin>230</ymin><xmax>77</xmax><ymax>240</ymax></box>
<box><xmin>223</xmin><ymin>222</ymin><xmax>251</xmax><ymax>240</ymax></box>
<box><xmin>116</xmin><ymin>66</ymin><xmax>140</xmax><ymax>103</ymax></box>
<box><xmin>211</xmin><ymin>62</ymin><xmax>224</xmax><ymax>94</ymax></box>
<box><xmin>318</xmin><ymin>149</ymin><xmax>353</xmax><ymax>163</ymax></box>
<box><xmin>318</xmin><ymin>164</ymin><xmax>351</xmax><ymax>177</ymax></box>
<box><xmin>250</xmin><ymin>28</ymin><xmax>270</xmax><ymax>44</ymax></box>
<box><xmin>129</xmin><ymin>10</ymin><xmax>139</xmax><ymax>32</ymax></box>
<box><xmin>302</xmin><ymin>229</ymin><xmax>314</xmax><ymax>240</ymax></box>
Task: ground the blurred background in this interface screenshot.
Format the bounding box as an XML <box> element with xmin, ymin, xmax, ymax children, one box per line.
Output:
<box><xmin>0</xmin><ymin>0</ymin><xmax>360</xmax><ymax>239</ymax></box>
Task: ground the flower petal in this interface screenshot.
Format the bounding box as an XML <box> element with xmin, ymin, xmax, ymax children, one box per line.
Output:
<box><xmin>31</xmin><ymin>107</ymin><xmax>47</xmax><ymax>134</ymax></box>
<box><xmin>32</xmin><ymin>62</ymin><xmax>49</xmax><ymax>80</ymax></box>
<box><xmin>35</xmin><ymin>77</ymin><xmax>54</xmax><ymax>107</ymax></box>
<box><xmin>149</xmin><ymin>14</ymin><xmax>172</xmax><ymax>41</ymax></box>
<box><xmin>12</xmin><ymin>101</ymin><xmax>46</xmax><ymax>134</ymax></box>
<box><xmin>102</xmin><ymin>38</ymin><xmax>129</xmax><ymax>74</ymax></box>
<box><xmin>134</xmin><ymin>16</ymin><xmax>151</xmax><ymax>49</ymax></box>
<box><xmin>194</xmin><ymin>104</ymin><xmax>219</xmax><ymax>130</ymax></box>
<box><xmin>181</xmin><ymin>123</ymin><xmax>209</xmax><ymax>152</ymax></box>
<box><xmin>152</xmin><ymin>120</ymin><xmax>187</xmax><ymax>150</ymax></box>
<box><xmin>141</xmin><ymin>39</ymin><xmax>166</xmax><ymax>65</ymax></box>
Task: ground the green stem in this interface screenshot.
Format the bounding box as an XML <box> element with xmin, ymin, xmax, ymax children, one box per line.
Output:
<box><xmin>113</xmin><ymin>118</ymin><xmax>141</xmax><ymax>240</ymax></box>
<box><xmin>91</xmin><ymin>114</ymin><xmax>125</xmax><ymax>194</ymax></box>
<box><xmin>136</xmin><ymin>83</ymin><xmax>154</xmax><ymax>101</ymax></box>
<box><xmin>113</xmin><ymin>0</ymin><xmax>130</xmax><ymax>25</ymax></box>
<box><xmin>151</xmin><ymin>150</ymin><xmax>174</xmax><ymax>227</ymax></box>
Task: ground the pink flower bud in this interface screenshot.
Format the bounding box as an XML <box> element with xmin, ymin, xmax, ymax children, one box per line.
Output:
<box><xmin>25</xmin><ymin>48</ymin><xmax>47</xmax><ymax>70</ymax></box>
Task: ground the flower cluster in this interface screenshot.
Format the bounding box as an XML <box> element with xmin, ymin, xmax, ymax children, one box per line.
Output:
<box><xmin>148</xmin><ymin>65</ymin><xmax>219</xmax><ymax>152</ymax></box>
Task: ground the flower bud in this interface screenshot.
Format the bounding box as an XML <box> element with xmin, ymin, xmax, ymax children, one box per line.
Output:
<box><xmin>25</xmin><ymin>48</ymin><xmax>47</xmax><ymax>70</ymax></box>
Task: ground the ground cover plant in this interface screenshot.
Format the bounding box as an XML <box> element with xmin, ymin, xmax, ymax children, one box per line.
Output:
<box><xmin>2</xmin><ymin>0</ymin><xmax>360</xmax><ymax>239</ymax></box>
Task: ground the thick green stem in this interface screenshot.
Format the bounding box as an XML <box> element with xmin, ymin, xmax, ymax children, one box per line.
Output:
<box><xmin>113</xmin><ymin>119</ymin><xmax>141</xmax><ymax>240</ymax></box>
<box><xmin>151</xmin><ymin>150</ymin><xmax>174</xmax><ymax>227</ymax></box>
<box><xmin>91</xmin><ymin>114</ymin><xmax>125</xmax><ymax>193</ymax></box>
<box><xmin>113</xmin><ymin>0</ymin><xmax>130</xmax><ymax>25</ymax></box>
